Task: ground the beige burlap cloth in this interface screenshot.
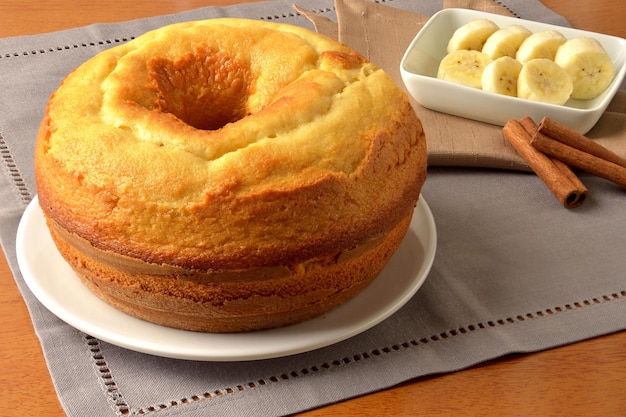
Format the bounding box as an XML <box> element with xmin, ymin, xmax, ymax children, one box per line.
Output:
<box><xmin>296</xmin><ymin>0</ymin><xmax>626</xmax><ymax>171</ymax></box>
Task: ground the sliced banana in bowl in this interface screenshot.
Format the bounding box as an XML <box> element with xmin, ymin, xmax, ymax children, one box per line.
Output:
<box><xmin>516</xmin><ymin>30</ymin><xmax>567</xmax><ymax>64</ymax></box>
<box><xmin>438</xmin><ymin>50</ymin><xmax>493</xmax><ymax>89</ymax></box>
<box><xmin>555</xmin><ymin>37</ymin><xmax>616</xmax><ymax>100</ymax></box>
<box><xmin>482</xmin><ymin>25</ymin><xmax>532</xmax><ymax>60</ymax></box>
<box><xmin>447</xmin><ymin>18</ymin><xmax>499</xmax><ymax>52</ymax></box>
<box><xmin>400</xmin><ymin>8</ymin><xmax>626</xmax><ymax>134</ymax></box>
<box><xmin>482</xmin><ymin>56</ymin><xmax>523</xmax><ymax>97</ymax></box>
<box><xmin>517</xmin><ymin>58</ymin><xmax>573</xmax><ymax>105</ymax></box>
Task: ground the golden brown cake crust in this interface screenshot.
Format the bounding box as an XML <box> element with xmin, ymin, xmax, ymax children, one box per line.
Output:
<box><xmin>46</xmin><ymin>211</ymin><xmax>414</xmax><ymax>332</ymax></box>
<box><xmin>34</xmin><ymin>18</ymin><xmax>427</xmax><ymax>332</ymax></box>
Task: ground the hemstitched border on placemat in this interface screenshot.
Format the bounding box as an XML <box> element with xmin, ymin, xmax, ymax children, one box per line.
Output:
<box><xmin>84</xmin><ymin>289</ymin><xmax>625</xmax><ymax>415</ymax></box>
<box><xmin>0</xmin><ymin>132</ymin><xmax>32</xmax><ymax>207</ymax></box>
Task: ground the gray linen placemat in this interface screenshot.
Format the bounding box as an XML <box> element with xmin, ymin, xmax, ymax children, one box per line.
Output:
<box><xmin>1</xmin><ymin>1</ymin><xmax>625</xmax><ymax>416</ymax></box>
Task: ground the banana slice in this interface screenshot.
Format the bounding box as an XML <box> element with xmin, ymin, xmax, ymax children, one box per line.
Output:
<box><xmin>554</xmin><ymin>37</ymin><xmax>615</xmax><ymax>100</ymax></box>
<box><xmin>482</xmin><ymin>25</ymin><xmax>532</xmax><ymax>59</ymax></box>
<box><xmin>482</xmin><ymin>56</ymin><xmax>523</xmax><ymax>96</ymax></box>
<box><xmin>447</xmin><ymin>19</ymin><xmax>500</xmax><ymax>53</ymax></box>
<box><xmin>437</xmin><ymin>50</ymin><xmax>493</xmax><ymax>89</ymax></box>
<box><xmin>516</xmin><ymin>30</ymin><xmax>567</xmax><ymax>64</ymax></box>
<box><xmin>517</xmin><ymin>58</ymin><xmax>573</xmax><ymax>105</ymax></box>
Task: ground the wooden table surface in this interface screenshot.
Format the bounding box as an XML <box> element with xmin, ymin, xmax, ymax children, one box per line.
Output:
<box><xmin>1</xmin><ymin>1</ymin><xmax>625</xmax><ymax>416</ymax></box>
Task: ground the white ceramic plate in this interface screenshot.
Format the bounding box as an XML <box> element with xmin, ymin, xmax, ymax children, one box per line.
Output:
<box><xmin>16</xmin><ymin>196</ymin><xmax>436</xmax><ymax>361</ymax></box>
<box><xmin>400</xmin><ymin>8</ymin><xmax>626</xmax><ymax>134</ymax></box>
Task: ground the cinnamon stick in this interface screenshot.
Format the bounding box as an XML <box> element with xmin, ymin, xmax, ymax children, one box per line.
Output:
<box><xmin>519</xmin><ymin>117</ymin><xmax>589</xmax><ymax>206</ymax></box>
<box><xmin>530</xmin><ymin>131</ymin><xmax>626</xmax><ymax>189</ymax></box>
<box><xmin>502</xmin><ymin>119</ymin><xmax>587</xmax><ymax>208</ymax></box>
<box><xmin>538</xmin><ymin>116</ymin><xmax>626</xmax><ymax>169</ymax></box>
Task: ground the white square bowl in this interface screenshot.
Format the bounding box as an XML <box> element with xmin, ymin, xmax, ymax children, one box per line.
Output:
<box><xmin>400</xmin><ymin>8</ymin><xmax>626</xmax><ymax>134</ymax></box>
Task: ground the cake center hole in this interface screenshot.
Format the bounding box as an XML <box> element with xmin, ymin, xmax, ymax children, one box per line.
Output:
<box><xmin>148</xmin><ymin>48</ymin><xmax>251</xmax><ymax>130</ymax></box>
